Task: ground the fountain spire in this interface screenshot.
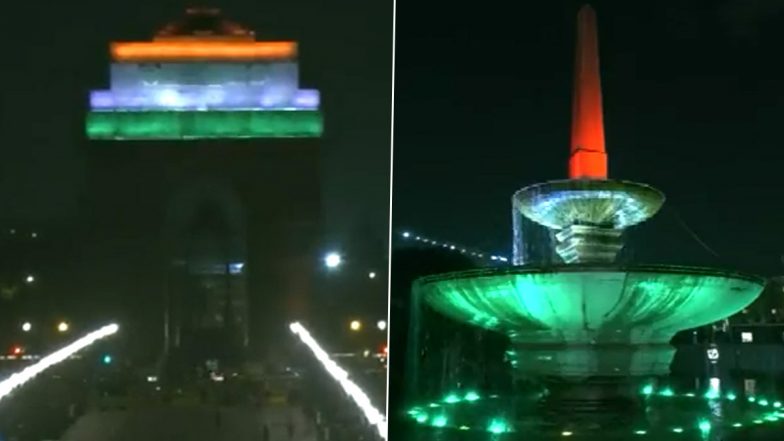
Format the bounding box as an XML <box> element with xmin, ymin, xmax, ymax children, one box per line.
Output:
<box><xmin>569</xmin><ymin>4</ymin><xmax>607</xmax><ymax>180</ymax></box>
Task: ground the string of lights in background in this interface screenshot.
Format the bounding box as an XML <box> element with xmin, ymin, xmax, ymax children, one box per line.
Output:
<box><xmin>289</xmin><ymin>322</ymin><xmax>387</xmax><ymax>440</ymax></box>
<box><xmin>398</xmin><ymin>231</ymin><xmax>509</xmax><ymax>264</ymax></box>
<box><xmin>0</xmin><ymin>323</ymin><xmax>119</xmax><ymax>401</ymax></box>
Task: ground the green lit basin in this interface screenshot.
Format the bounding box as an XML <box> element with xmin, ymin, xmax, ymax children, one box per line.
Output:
<box><xmin>417</xmin><ymin>265</ymin><xmax>764</xmax><ymax>378</ymax></box>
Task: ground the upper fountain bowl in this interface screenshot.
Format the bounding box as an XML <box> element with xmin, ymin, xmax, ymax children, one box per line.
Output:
<box><xmin>513</xmin><ymin>179</ymin><xmax>665</xmax><ymax>230</ymax></box>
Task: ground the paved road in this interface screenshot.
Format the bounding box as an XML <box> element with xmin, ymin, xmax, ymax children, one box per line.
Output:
<box><xmin>60</xmin><ymin>404</ymin><xmax>316</xmax><ymax>441</ymax></box>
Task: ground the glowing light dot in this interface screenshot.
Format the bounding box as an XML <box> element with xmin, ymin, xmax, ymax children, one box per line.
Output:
<box><xmin>561</xmin><ymin>431</ymin><xmax>573</xmax><ymax>437</ymax></box>
<box><xmin>660</xmin><ymin>387</ymin><xmax>675</xmax><ymax>397</ymax></box>
<box><xmin>376</xmin><ymin>320</ymin><xmax>387</xmax><ymax>331</ymax></box>
<box><xmin>25</xmin><ymin>275</ymin><xmax>35</xmax><ymax>284</ymax></box>
<box><xmin>432</xmin><ymin>415</ymin><xmax>448</xmax><ymax>427</ymax></box>
<box><xmin>416</xmin><ymin>414</ymin><xmax>428</xmax><ymax>423</ymax></box>
<box><xmin>402</xmin><ymin>232</ymin><xmax>410</xmax><ymax>238</ymax></box>
<box><xmin>349</xmin><ymin>320</ymin><xmax>361</xmax><ymax>331</ymax></box>
<box><xmin>634</xmin><ymin>430</ymin><xmax>647</xmax><ymax>435</ymax></box>
<box><xmin>726</xmin><ymin>392</ymin><xmax>737</xmax><ymax>401</ymax></box>
<box><xmin>672</xmin><ymin>427</ymin><xmax>683</xmax><ymax>433</ymax></box>
<box><xmin>641</xmin><ymin>384</ymin><xmax>654</xmax><ymax>396</ymax></box>
<box><xmin>21</xmin><ymin>322</ymin><xmax>31</xmax><ymax>332</ymax></box>
<box><xmin>444</xmin><ymin>394</ymin><xmax>460</xmax><ymax>404</ymax></box>
<box><xmin>368</xmin><ymin>272</ymin><xmax>377</xmax><ymax>279</ymax></box>
<box><xmin>732</xmin><ymin>423</ymin><xmax>742</xmax><ymax>428</ymax></box>
<box><xmin>324</xmin><ymin>252</ymin><xmax>342</xmax><ymax>269</ymax></box>
<box><xmin>774</xmin><ymin>401</ymin><xmax>782</xmax><ymax>408</ymax></box>
<box><xmin>57</xmin><ymin>322</ymin><xmax>69</xmax><ymax>333</ymax></box>
<box><xmin>698</xmin><ymin>420</ymin><xmax>711</xmax><ymax>433</ymax></box>
<box><xmin>488</xmin><ymin>419</ymin><xmax>509</xmax><ymax>434</ymax></box>
<box><xmin>465</xmin><ymin>391</ymin><xmax>480</xmax><ymax>402</ymax></box>
<box><xmin>759</xmin><ymin>399</ymin><xmax>769</xmax><ymax>406</ymax></box>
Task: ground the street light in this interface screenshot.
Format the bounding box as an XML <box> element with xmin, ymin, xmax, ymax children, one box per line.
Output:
<box><xmin>57</xmin><ymin>321</ymin><xmax>69</xmax><ymax>333</ymax></box>
<box><xmin>324</xmin><ymin>252</ymin><xmax>342</xmax><ymax>269</ymax></box>
<box><xmin>350</xmin><ymin>320</ymin><xmax>362</xmax><ymax>332</ymax></box>
<box><xmin>377</xmin><ymin>320</ymin><xmax>387</xmax><ymax>331</ymax></box>
<box><xmin>25</xmin><ymin>275</ymin><xmax>35</xmax><ymax>284</ymax></box>
<box><xmin>368</xmin><ymin>271</ymin><xmax>377</xmax><ymax>279</ymax></box>
<box><xmin>21</xmin><ymin>322</ymin><xmax>31</xmax><ymax>332</ymax></box>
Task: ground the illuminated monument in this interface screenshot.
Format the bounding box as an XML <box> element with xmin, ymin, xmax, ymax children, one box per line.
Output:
<box><xmin>413</xmin><ymin>5</ymin><xmax>764</xmax><ymax>412</ymax></box>
<box><xmin>86</xmin><ymin>9</ymin><xmax>321</xmax><ymax>139</ymax></box>
<box><xmin>85</xmin><ymin>8</ymin><xmax>322</xmax><ymax>363</ymax></box>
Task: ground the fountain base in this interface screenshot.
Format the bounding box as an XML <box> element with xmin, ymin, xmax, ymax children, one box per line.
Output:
<box><xmin>538</xmin><ymin>375</ymin><xmax>643</xmax><ymax>416</ymax></box>
<box><xmin>509</xmin><ymin>342</ymin><xmax>675</xmax><ymax>378</ymax></box>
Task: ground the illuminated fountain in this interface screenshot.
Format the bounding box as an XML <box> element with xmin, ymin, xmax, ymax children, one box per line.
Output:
<box><xmin>406</xmin><ymin>5</ymin><xmax>767</xmax><ymax>435</ymax></box>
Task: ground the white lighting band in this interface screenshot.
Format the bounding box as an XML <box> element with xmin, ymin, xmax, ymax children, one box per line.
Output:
<box><xmin>289</xmin><ymin>322</ymin><xmax>387</xmax><ymax>439</ymax></box>
<box><xmin>0</xmin><ymin>323</ymin><xmax>119</xmax><ymax>401</ymax></box>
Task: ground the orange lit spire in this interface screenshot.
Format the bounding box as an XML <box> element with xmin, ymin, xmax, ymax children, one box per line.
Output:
<box><xmin>569</xmin><ymin>5</ymin><xmax>607</xmax><ymax>180</ymax></box>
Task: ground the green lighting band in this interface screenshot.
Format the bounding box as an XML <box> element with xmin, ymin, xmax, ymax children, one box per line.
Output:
<box><xmin>86</xmin><ymin>110</ymin><xmax>323</xmax><ymax>140</ymax></box>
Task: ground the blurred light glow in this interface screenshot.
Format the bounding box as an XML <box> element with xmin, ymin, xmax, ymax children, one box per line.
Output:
<box><xmin>376</xmin><ymin>320</ymin><xmax>387</xmax><ymax>331</ymax></box>
<box><xmin>349</xmin><ymin>320</ymin><xmax>361</xmax><ymax>332</ymax></box>
<box><xmin>57</xmin><ymin>322</ymin><xmax>69</xmax><ymax>333</ymax></box>
<box><xmin>488</xmin><ymin>418</ymin><xmax>510</xmax><ymax>434</ymax></box>
<box><xmin>368</xmin><ymin>271</ymin><xmax>377</xmax><ymax>279</ymax></box>
<box><xmin>289</xmin><ymin>322</ymin><xmax>386</xmax><ymax>439</ymax></box>
<box><xmin>0</xmin><ymin>323</ymin><xmax>118</xmax><ymax>401</ymax></box>
<box><xmin>325</xmin><ymin>252</ymin><xmax>342</xmax><ymax>269</ymax></box>
<box><xmin>25</xmin><ymin>275</ymin><xmax>34</xmax><ymax>284</ymax></box>
<box><xmin>21</xmin><ymin>322</ymin><xmax>31</xmax><ymax>332</ymax></box>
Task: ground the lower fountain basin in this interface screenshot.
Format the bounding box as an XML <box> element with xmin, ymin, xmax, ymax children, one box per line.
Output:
<box><xmin>417</xmin><ymin>264</ymin><xmax>764</xmax><ymax>378</ymax></box>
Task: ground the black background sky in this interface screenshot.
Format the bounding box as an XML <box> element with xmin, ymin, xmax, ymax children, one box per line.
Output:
<box><xmin>0</xmin><ymin>0</ymin><xmax>392</xmax><ymax>256</ymax></box>
<box><xmin>394</xmin><ymin>0</ymin><xmax>784</xmax><ymax>275</ymax></box>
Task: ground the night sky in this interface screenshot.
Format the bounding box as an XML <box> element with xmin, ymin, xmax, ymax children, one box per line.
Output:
<box><xmin>394</xmin><ymin>0</ymin><xmax>784</xmax><ymax>275</ymax></box>
<box><xmin>0</xmin><ymin>0</ymin><xmax>392</xmax><ymax>253</ymax></box>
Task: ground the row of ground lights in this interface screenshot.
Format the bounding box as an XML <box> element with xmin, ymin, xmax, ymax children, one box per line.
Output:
<box><xmin>408</xmin><ymin>387</ymin><xmax>784</xmax><ymax>436</ymax></box>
